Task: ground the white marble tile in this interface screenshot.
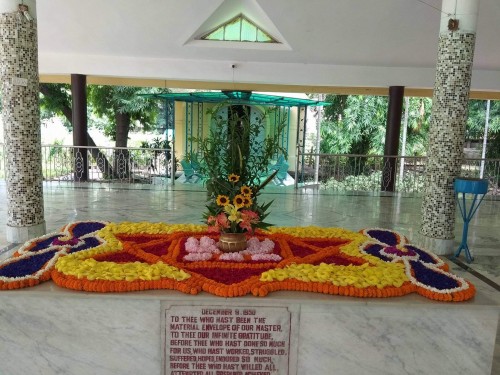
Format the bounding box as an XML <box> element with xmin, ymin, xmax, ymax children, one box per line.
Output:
<box><xmin>297</xmin><ymin>304</ymin><xmax>498</xmax><ymax>375</ymax></box>
<box><xmin>0</xmin><ymin>294</ymin><xmax>161</xmax><ymax>375</ymax></box>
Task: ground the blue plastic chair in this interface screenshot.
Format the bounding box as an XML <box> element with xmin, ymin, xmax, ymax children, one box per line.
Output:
<box><xmin>269</xmin><ymin>155</ymin><xmax>285</xmax><ymax>172</ymax></box>
<box><xmin>273</xmin><ymin>162</ymin><xmax>289</xmax><ymax>186</ymax></box>
<box><xmin>190</xmin><ymin>154</ymin><xmax>202</xmax><ymax>172</ymax></box>
<box><xmin>180</xmin><ymin>159</ymin><xmax>202</xmax><ymax>183</ymax></box>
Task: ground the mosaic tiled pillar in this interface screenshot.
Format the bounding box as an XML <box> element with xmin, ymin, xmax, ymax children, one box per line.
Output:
<box><xmin>419</xmin><ymin>0</ymin><xmax>479</xmax><ymax>255</ymax></box>
<box><xmin>0</xmin><ymin>7</ymin><xmax>46</xmax><ymax>242</ymax></box>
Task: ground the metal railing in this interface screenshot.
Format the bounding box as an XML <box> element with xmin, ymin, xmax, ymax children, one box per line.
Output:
<box><xmin>10</xmin><ymin>144</ymin><xmax>175</xmax><ymax>184</ymax></box>
<box><xmin>297</xmin><ymin>152</ymin><xmax>500</xmax><ymax>196</ymax></box>
<box><xmin>460</xmin><ymin>157</ymin><xmax>500</xmax><ymax>195</ymax></box>
<box><xmin>1</xmin><ymin>143</ymin><xmax>499</xmax><ymax>195</ymax></box>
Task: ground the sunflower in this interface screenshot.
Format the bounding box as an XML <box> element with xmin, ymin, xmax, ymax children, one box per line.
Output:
<box><xmin>240</xmin><ymin>185</ymin><xmax>252</xmax><ymax>196</ymax></box>
<box><xmin>233</xmin><ymin>194</ymin><xmax>246</xmax><ymax>209</ymax></box>
<box><xmin>243</xmin><ymin>196</ymin><xmax>253</xmax><ymax>208</ymax></box>
<box><xmin>216</xmin><ymin>195</ymin><xmax>230</xmax><ymax>206</ymax></box>
<box><xmin>228</xmin><ymin>174</ymin><xmax>240</xmax><ymax>183</ymax></box>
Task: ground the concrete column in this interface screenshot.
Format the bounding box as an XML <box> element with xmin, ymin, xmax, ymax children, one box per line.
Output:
<box><xmin>0</xmin><ymin>1</ymin><xmax>46</xmax><ymax>242</ymax></box>
<box><xmin>381</xmin><ymin>86</ymin><xmax>404</xmax><ymax>192</ymax></box>
<box><xmin>71</xmin><ymin>74</ymin><xmax>88</xmax><ymax>181</ymax></box>
<box><xmin>419</xmin><ymin>0</ymin><xmax>479</xmax><ymax>255</ymax></box>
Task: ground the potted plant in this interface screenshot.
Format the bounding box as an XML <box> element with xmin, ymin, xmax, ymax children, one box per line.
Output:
<box><xmin>194</xmin><ymin>104</ymin><xmax>286</xmax><ymax>252</ymax></box>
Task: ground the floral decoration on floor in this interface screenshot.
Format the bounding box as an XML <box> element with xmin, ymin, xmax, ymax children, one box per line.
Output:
<box><xmin>0</xmin><ymin>221</ymin><xmax>475</xmax><ymax>301</ymax></box>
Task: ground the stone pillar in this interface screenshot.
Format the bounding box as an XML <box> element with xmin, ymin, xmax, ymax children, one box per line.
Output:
<box><xmin>419</xmin><ymin>0</ymin><xmax>479</xmax><ymax>255</ymax></box>
<box><xmin>381</xmin><ymin>86</ymin><xmax>404</xmax><ymax>192</ymax></box>
<box><xmin>71</xmin><ymin>74</ymin><xmax>88</xmax><ymax>181</ymax></box>
<box><xmin>0</xmin><ymin>1</ymin><xmax>46</xmax><ymax>242</ymax></box>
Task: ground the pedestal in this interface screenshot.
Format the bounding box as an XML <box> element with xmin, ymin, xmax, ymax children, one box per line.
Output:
<box><xmin>454</xmin><ymin>177</ymin><xmax>488</xmax><ymax>263</ymax></box>
<box><xmin>0</xmin><ymin>281</ymin><xmax>497</xmax><ymax>375</ymax></box>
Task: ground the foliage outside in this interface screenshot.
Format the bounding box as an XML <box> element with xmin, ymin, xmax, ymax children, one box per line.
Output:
<box><xmin>319</xmin><ymin>95</ymin><xmax>432</xmax><ymax>157</ymax></box>
<box><xmin>320</xmin><ymin>170</ymin><xmax>425</xmax><ymax>194</ymax></box>
<box><xmin>194</xmin><ymin>105</ymin><xmax>285</xmax><ymax>234</ymax></box>
<box><xmin>39</xmin><ymin>83</ymin><xmax>165</xmax><ymax>146</ymax></box>
<box><xmin>88</xmin><ymin>85</ymin><xmax>161</xmax><ymax>147</ymax></box>
<box><xmin>24</xmin><ymin>85</ymin><xmax>500</xmax><ymax>192</ymax></box>
<box><xmin>466</xmin><ymin>100</ymin><xmax>500</xmax><ymax>159</ymax></box>
<box><xmin>317</xmin><ymin>95</ymin><xmax>499</xmax><ymax>159</ymax></box>
<box><xmin>139</xmin><ymin>137</ymin><xmax>175</xmax><ymax>174</ymax></box>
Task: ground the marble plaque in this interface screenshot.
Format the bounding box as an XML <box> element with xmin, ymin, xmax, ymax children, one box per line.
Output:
<box><xmin>163</xmin><ymin>305</ymin><xmax>291</xmax><ymax>375</ymax></box>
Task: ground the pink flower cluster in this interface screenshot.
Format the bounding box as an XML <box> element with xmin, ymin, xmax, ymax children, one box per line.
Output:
<box><xmin>239</xmin><ymin>210</ymin><xmax>260</xmax><ymax>233</ymax></box>
<box><xmin>183</xmin><ymin>236</ymin><xmax>280</xmax><ymax>263</ymax></box>
<box><xmin>241</xmin><ymin>238</ymin><xmax>275</xmax><ymax>255</ymax></box>
<box><xmin>184</xmin><ymin>237</ymin><xmax>221</xmax><ymax>262</ymax></box>
<box><xmin>219</xmin><ymin>252</ymin><xmax>245</xmax><ymax>262</ymax></box>
<box><xmin>207</xmin><ymin>214</ymin><xmax>230</xmax><ymax>233</ymax></box>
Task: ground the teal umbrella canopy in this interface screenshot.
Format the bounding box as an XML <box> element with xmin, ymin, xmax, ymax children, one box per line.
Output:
<box><xmin>140</xmin><ymin>90</ymin><xmax>330</xmax><ymax>107</ymax></box>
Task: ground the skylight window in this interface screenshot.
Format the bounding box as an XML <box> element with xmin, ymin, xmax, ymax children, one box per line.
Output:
<box><xmin>201</xmin><ymin>14</ymin><xmax>277</xmax><ymax>43</ymax></box>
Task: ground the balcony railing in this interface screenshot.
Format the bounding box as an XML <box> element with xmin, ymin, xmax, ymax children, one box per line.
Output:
<box><xmin>0</xmin><ymin>144</ymin><xmax>175</xmax><ymax>184</ymax></box>
<box><xmin>296</xmin><ymin>153</ymin><xmax>500</xmax><ymax>196</ymax></box>
<box><xmin>0</xmin><ymin>144</ymin><xmax>499</xmax><ymax>196</ymax></box>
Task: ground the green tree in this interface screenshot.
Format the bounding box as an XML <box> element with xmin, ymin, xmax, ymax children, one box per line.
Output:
<box><xmin>39</xmin><ymin>83</ymin><xmax>164</xmax><ymax>178</ymax></box>
<box><xmin>39</xmin><ymin>83</ymin><xmax>72</xmax><ymax>128</ymax></box>
<box><xmin>403</xmin><ymin>97</ymin><xmax>432</xmax><ymax>156</ymax></box>
<box><xmin>464</xmin><ymin>100</ymin><xmax>500</xmax><ymax>160</ymax></box>
<box><xmin>88</xmin><ymin>85</ymin><xmax>161</xmax><ymax>148</ymax></box>
<box><xmin>320</xmin><ymin>94</ymin><xmax>431</xmax><ymax>156</ymax></box>
<box><xmin>466</xmin><ymin>100</ymin><xmax>500</xmax><ymax>144</ymax></box>
<box><xmin>320</xmin><ymin>95</ymin><xmax>387</xmax><ymax>155</ymax></box>
<box><xmin>39</xmin><ymin>83</ymin><xmax>116</xmax><ymax>176</ymax></box>
<box><xmin>88</xmin><ymin>85</ymin><xmax>165</xmax><ymax>177</ymax></box>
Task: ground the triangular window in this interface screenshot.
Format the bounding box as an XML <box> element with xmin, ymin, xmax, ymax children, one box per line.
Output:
<box><xmin>201</xmin><ymin>14</ymin><xmax>277</xmax><ymax>43</ymax></box>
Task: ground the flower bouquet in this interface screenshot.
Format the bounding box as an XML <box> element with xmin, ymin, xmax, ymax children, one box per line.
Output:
<box><xmin>203</xmin><ymin>172</ymin><xmax>275</xmax><ymax>251</ymax></box>
<box><xmin>194</xmin><ymin>103</ymin><xmax>285</xmax><ymax>252</ymax></box>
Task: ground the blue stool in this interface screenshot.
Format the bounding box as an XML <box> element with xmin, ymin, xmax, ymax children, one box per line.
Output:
<box><xmin>454</xmin><ymin>177</ymin><xmax>488</xmax><ymax>263</ymax></box>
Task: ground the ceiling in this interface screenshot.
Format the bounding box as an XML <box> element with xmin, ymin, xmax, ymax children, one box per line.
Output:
<box><xmin>31</xmin><ymin>0</ymin><xmax>500</xmax><ymax>93</ymax></box>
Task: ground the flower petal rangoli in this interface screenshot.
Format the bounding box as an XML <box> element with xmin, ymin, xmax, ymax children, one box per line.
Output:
<box><xmin>0</xmin><ymin>221</ymin><xmax>107</xmax><ymax>289</ymax></box>
<box><xmin>0</xmin><ymin>222</ymin><xmax>475</xmax><ymax>301</ymax></box>
<box><xmin>359</xmin><ymin>228</ymin><xmax>475</xmax><ymax>301</ymax></box>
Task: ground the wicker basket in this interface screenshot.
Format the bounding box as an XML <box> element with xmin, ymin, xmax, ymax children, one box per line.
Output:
<box><xmin>218</xmin><ymin>233</ymin><xmax>247</xmax><ymax>253</ymax></box>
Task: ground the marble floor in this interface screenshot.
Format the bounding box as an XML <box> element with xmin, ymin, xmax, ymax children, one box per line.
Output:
<box><xmin>0</xmin><ymin>181</ymin><xmax>499</xmax><ymax>373</ymax></box>
<box><xmin>1</xmin><ymin>181</ymin><xmax>499</xmax><ymax>282</ymax></box>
